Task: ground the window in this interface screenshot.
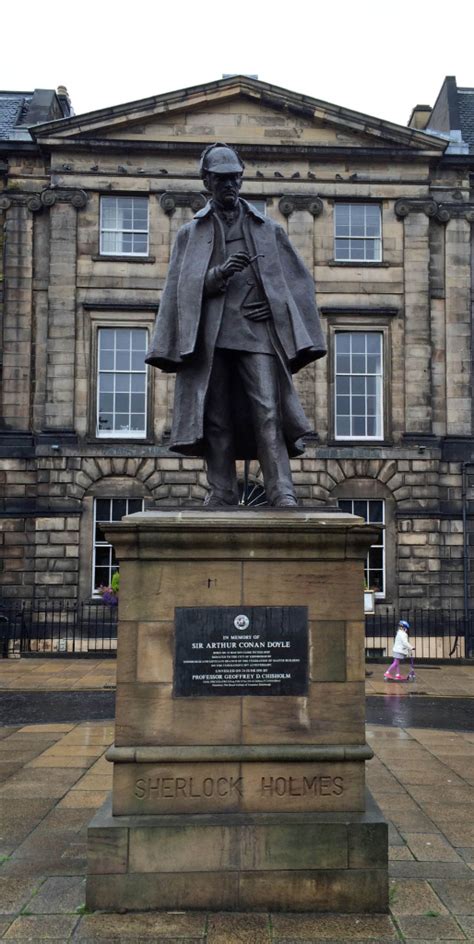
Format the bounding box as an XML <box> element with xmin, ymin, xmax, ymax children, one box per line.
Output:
<box><xmin>338</xmin><ymin>498</ymin><xmax>385</xmax><ymax>596</ymax></box>
<box><xmin>335</xmin><ymin>331</ymin><xmax>383</xmax><ymax>440</ymax></box>
<box><xmin>247</xmin><ymin>199</ymin><xmax>266</xmax><ymax>215</ymax></box>
<box><xmin>334</xmin><ymin>203</ymin><xmax>381</xmax><ymax>262</ymax></box>
<box><xmin>97</xmin><ymin>327</ymin><xmax>148</xmax><ymax>437</ymax></box>
<box><xmin>100</xmin><ymin>196</ymin><xmax>149</xmax><ymax>256</ymax></box>
<box><xmin>93</xmin><ymin>497</ymin><xmax>144</xmax><ymax>593</ymax></box>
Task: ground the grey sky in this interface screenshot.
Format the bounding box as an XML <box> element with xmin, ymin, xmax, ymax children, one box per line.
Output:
<box><xmin>3</xmin><ymin>0</ymin><xmax>473</xmax><ymax>127</ymax></box>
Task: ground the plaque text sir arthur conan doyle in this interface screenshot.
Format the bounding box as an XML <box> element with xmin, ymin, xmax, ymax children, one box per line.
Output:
<box><xmin>174</xmin><ymin>606</ymin><xmax>308</xmax><ymax>697</ymax></box>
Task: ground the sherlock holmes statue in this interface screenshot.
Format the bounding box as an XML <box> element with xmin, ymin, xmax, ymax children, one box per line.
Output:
<box><xmin>145</xmin><ymin>144</ymin><xmax>326</xmax><ymax>507</ymax></box>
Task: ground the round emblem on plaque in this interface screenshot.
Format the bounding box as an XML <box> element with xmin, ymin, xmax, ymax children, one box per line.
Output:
<box><xmin>234</xmin><ymin>614</ymin><xmax>250</xmax><ymax>631</ymax></box>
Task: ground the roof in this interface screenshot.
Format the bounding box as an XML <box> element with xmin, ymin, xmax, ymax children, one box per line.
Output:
<box><xmin>458</xmin><ymin>88</ymin><xmax>474</xmax><ymax>151</ymax></box>
<box><xmin>0</xmin><ymin>92</ymin><xmax>33</xmax><ymax>139</ymax></box>
<box><xmin>426</xmin><ymin>77</ymin><xmax>474</xmax><ymax>154</ymax></box>
<box><xmin>30</xmin><ymin>74</ymin><xmax>447</xmax><ymax>156</ymax></box>
<box><xmin>0</xmin><ymin>88</ymin><xmax>73</xmax><ymax>142</ymax></box>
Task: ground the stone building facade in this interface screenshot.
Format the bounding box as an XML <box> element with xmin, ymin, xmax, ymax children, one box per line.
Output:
<box><xmin>0</xmin><ymin>75</ymin><xmax>473</xmax><ymax>615</ymax></box>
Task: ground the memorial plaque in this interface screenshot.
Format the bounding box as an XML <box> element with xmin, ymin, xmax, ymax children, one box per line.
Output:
<box><xmin>174</xmin><ymin>606</ymin><xmax>308</xmax><ymax>697</ymax></box>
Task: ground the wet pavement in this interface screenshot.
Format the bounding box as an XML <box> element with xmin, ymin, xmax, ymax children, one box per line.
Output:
<box><xmin>0</xmin><ymin>689</ymin><xmax>473</xmax><ymax>730</ymax></box>
<box><xmin>0</xmin><ymin>690</ymin><xmax>116</xmax><ymax>725</ymax></box>
<box><xmin>366</xmin><ymin>694</ymin><xmax>474</xmax><ymax>732</ymax></box>
<box><xmin>0</xmin><ymin>719</ymin><xmax>472</xmax><ymax>942</ymax></box>
<box><xmin>0</xmin><ymin>660</ymin><xmax>472</xmax><ymax>941</ymax></box>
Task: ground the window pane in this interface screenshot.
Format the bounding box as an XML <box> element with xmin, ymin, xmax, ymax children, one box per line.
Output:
<box><xmin>335</xmin><ymin>238</ymin><xmax>349</xmax><ymax>258</ymax></box>
<box><xmin>367</xmin><ymin>333</ymin><xmax>381</xmax><ymax>354</ymax></box>
<box><xmin>336</xmin><ymin>354</ymin><xmax>350</xmax><ymax>373</ymax></box>
<box><xmin>97</xmin><ymin>328</ymin><xmax>147</xmax><ymax>437</ymax></box>
<box><xmin>352</xmin><ymin>416</ymin><xmax>366</xmax><ymax>436</ymax></box>
<box><xmin>336</xmin><ymin>415</ymin><xmax>350</xmax><ymax>436</ymax></box>
<box><xmin>116</xmin><ymin>329</ymin><xmax>131</xmax><ymax>349</ymax></box>
<box><xmin>131</xmin><ymin>414</ymin><xmax>145</xmax><ymax>431</ymax></box>
<box><xmin>336</xmin><ymin>333</ymin><xmax>350</xmax><ymax>353</ymax></box>
<box><xmin>116</xmin><ymin>374</ymin><xmax>130</xmax><ymax>393</ymax></box>
<box><xmin>115</xmin><ymin>414</ymin><xmax>130</xmax><ymax>430</ymax></box>
<box><xmin>352</xmin><ymin>354</ymin><xmax>366</xmax><ymax>374</ymax></box>
<box><xmin>368</xmin><ymin>500</ymin><xmax>384</xmax><ymax>523</ymax></box>
<box><xmin>132</xmin><ymin>234</ymin><xmax>148</xmax><ymax>253</ymax></box>
<box><xmin>131</xmin><ymin>393</ymin><xmax>145</xmax><ymax>412</ymax></box>
<box><xmin>93</xmin><ymin>497</ymin><xmax>144</xmax><ymax>593</ymax></box>
<box><xmin>131</xmin><ymin>351</ymin><xmax>145</xmax><ymax>371</ymax></box>
<box><xmin>98</xmin><ymin>414</ymin><xmax>113</xmax><ymax>430</ymax></box>
<box><xmin>95</xmin><ymin>546</ymin><xmax>111</xmax><ymax>567</ymax></box>
<box><xmin>99</xmin><ymin>350</ymin><xmax>114</xmax><ymax>371</ymax></box>
<box><xmin>334</xmin><ymin>203</ymin><xmax>381</xmax><ymax>262</ymax></box>
<box><xmin>132</xmin><ymin>329</ymin><xmax>147</xmax><ymax>350</ymax></box>
<box><xmin>95</xmin><ymin>498</ymin><xmax>111</xmax><ymax>522</ymax></box>
<box><xmin>351</xmin><ymin>376</ymin><xmax>365</xmax><ymax>395</ymax></box>
<box><xmin>353</xmin><ymin>500</ymin><xmax>367</xmax><ymax>520</ymax></box>
<box><xmin>336</xmin><ymin>395</ymin><xmax>350</xmax><ymax>416</ymax></box>
<box><xmin>369</xmin><ymin>547</ymin><xmax>384</xmax><ymax>570</ymax></box>
<box><xmin>337</xmin><ymin>497</ymin><xmax>385</xmax><ymax>595</ymax></box>
<box><xmin>352</xmin><ymin>396</ymin><xmax>366</xmax><ymax>416</ymax></box>
<box><xmin>102</xmin><ymin>233</ymin><xmax>119</xmax><ymax>254</ymax></box>
<box><xmin>338</xmin><ymin>499</ymin><xmax>352</xmax><ymax>514</ymax></box>
<box><xmin>115</xmin><ymin>393</ymin><xmax>129</xmax><ymax>413</ymax></box>
<box><xmin>111</xmin><ymin>499</ymin><xmax>127</xmax><ymax>521</ymax></box>
<box><xmin>351</xmin><ymin>334</ymin><xmax>366</xmax><ymax>353</ymax></box>
<box><xmin>98</xmin><ymin>393</ymin><xmax>114</xmax><ymax>413</ymax></box>
<box><xmin>100</xmin><ymin>197</ymin><xmax>149</xmax><ymax>256</ymax></box>
<box><xmin>115</xmin><ymin>351</ymin><xmax>130</xmax><ymax>371</ymax></box>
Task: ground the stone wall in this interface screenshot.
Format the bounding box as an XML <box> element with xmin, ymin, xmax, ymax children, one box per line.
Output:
<box><xmin>0</xmin><ymin>85</ymin><xmax>473</xmax><ymax>614</ymax></box>
<box><xmin>0</xmin><ymin>447</ymin><xmax>466</xmax><ymax>611</ymax></box>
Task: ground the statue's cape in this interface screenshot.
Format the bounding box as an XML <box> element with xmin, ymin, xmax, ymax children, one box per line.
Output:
<box><xmin>145</xmin><ymin>200</ymin><xmax>327</xmax><ymax>459</ymax></box>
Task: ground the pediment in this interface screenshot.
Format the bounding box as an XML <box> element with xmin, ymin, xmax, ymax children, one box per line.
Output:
<box><xmin>32</xmin><ymin>76</ymin><xmax>446</xmax><ymax>153</ymax></box>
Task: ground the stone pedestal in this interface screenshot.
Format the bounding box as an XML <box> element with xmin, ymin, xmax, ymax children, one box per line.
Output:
<box><xmin>86</xmin><ymin>509</ymin><xmax>388</xmax><ymax>912</ymax></box>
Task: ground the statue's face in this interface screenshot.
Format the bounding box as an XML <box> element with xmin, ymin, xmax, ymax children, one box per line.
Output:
<box><xmin>205</xmin><ymin>172</ymin><xmax>243</xmax><ymax>210</ymax></box>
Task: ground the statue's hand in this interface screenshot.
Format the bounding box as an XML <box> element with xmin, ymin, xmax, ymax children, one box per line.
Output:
<box><xmin>219</xmin><ymin>252</ymin><xmax>251</xmax><ymax>280</ymax></box>
<box><xmin>243</xmin><ymin>300</ymin><xmax>271</xmax><ymax>321</ymax></box>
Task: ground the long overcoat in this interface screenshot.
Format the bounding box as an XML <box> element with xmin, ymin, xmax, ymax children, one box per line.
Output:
<box><xmin>145</xmin><ymin>200</ymin><xmax>327</xmax><ymax>459</ymax></box>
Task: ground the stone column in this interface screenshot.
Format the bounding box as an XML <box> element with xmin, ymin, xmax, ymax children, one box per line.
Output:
<box><xmin>44</xmin><ymin>202</ymin><xmax>78</xmax><ymax>430</ymax></box>
<box><xmin>445</xmin><ymin>217</ymin><xmax>471</xmax><ymax>436</ymax></box>
<box><xmin>2</xmin><ymin>204</ymin><xmax>34</xmax><ymax>431</ymax></box>
<box><xmin>403</xmin><ymin>212</ymin><xmax>432</xmax><ymax>434</ymax></box>
<box><xmin>32</xmin><ymin>212</ymin><xmax>50</xmax><ymax>432</ymax></box>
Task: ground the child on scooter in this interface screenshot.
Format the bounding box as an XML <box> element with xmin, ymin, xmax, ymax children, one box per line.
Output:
<box><xmin>384</xmin><ymin>620</ymin><xmax>414</xmax><ymax>679</ymax></box>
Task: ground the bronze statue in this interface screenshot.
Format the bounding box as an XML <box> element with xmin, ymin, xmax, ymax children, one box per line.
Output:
<box><xmin>146</xmin><ymin>144</ymin><xmax>326</xmax><ymax>507</ymax></box>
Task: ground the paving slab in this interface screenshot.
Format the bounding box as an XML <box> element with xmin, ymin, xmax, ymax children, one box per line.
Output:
<box><xmin>3</xmin><ymin>913</ymin><xmax>80</xmax><ymax>939</ymax></box>
<box><xmin>0</xmin><ymin>879</ymin><xmax>41</xmax><ymax>915</ymax></box>
<box><xmin>395</xmin><ymin>914</ymin><xmax>466</xmax><ymax>939</ymax></box>
<box><xmin>389</xmin><ymin>878</ymin><xmax>448</xmax><ymax>916</ymax></box>
<box><xmin>72</xmin><ymin>912</ymin><xmax>207</xmax><ymax>939</ymax></box>
<box><xmin>430</xmin><ymin>879</ymin><xmax>474</xmax><ymax>915</ymax></box>
<box><xmin>270</xmin><ymin>913</ymin><xmax>398</xmax><ymax>940</ymax></box>
<box><xmin>24</xmin><ymin>877</ymin><xmax>86</xmax><ymax>914</ymax></box>
<box><xmin>403</xmin><ymin>833</ymin><xmax>463</xmax><ymax>863</ymax></box>
<box><xmin>207</xmin><ymin>913</ymin><xmax>271</xmax><ymax>943</ymax></box>
<box><xmin>389</xmin><ymin>861</ymin><xmax>473</xmax><ymax>879</ymax></box>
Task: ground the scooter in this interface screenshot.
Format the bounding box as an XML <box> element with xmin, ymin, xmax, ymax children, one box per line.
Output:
<box><xmin>384</xmin><ymin>655</ymin><xmax>416</xmax><ymax>683</ymax></box>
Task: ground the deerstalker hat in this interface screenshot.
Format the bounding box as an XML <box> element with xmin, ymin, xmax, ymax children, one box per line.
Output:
<box><xmin>200</xmin><ymin>144</ymin><xmax>244</xmax><ymax>176</ymax></box>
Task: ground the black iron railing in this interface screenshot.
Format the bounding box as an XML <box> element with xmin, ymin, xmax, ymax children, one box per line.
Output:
<box><xmin>0</xmin><ymin>600</ymin><xmax>118</xmax><ymax>657</ymax></box>
<box><xmin>0</xmin><ymin>600</ymin><xmax>472</xmax><ymax>660</ymax></box>
<box><xmin>365</xmin><ymin>607</ymin><xmax>474</xmax><ymax>660</ymax></box>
